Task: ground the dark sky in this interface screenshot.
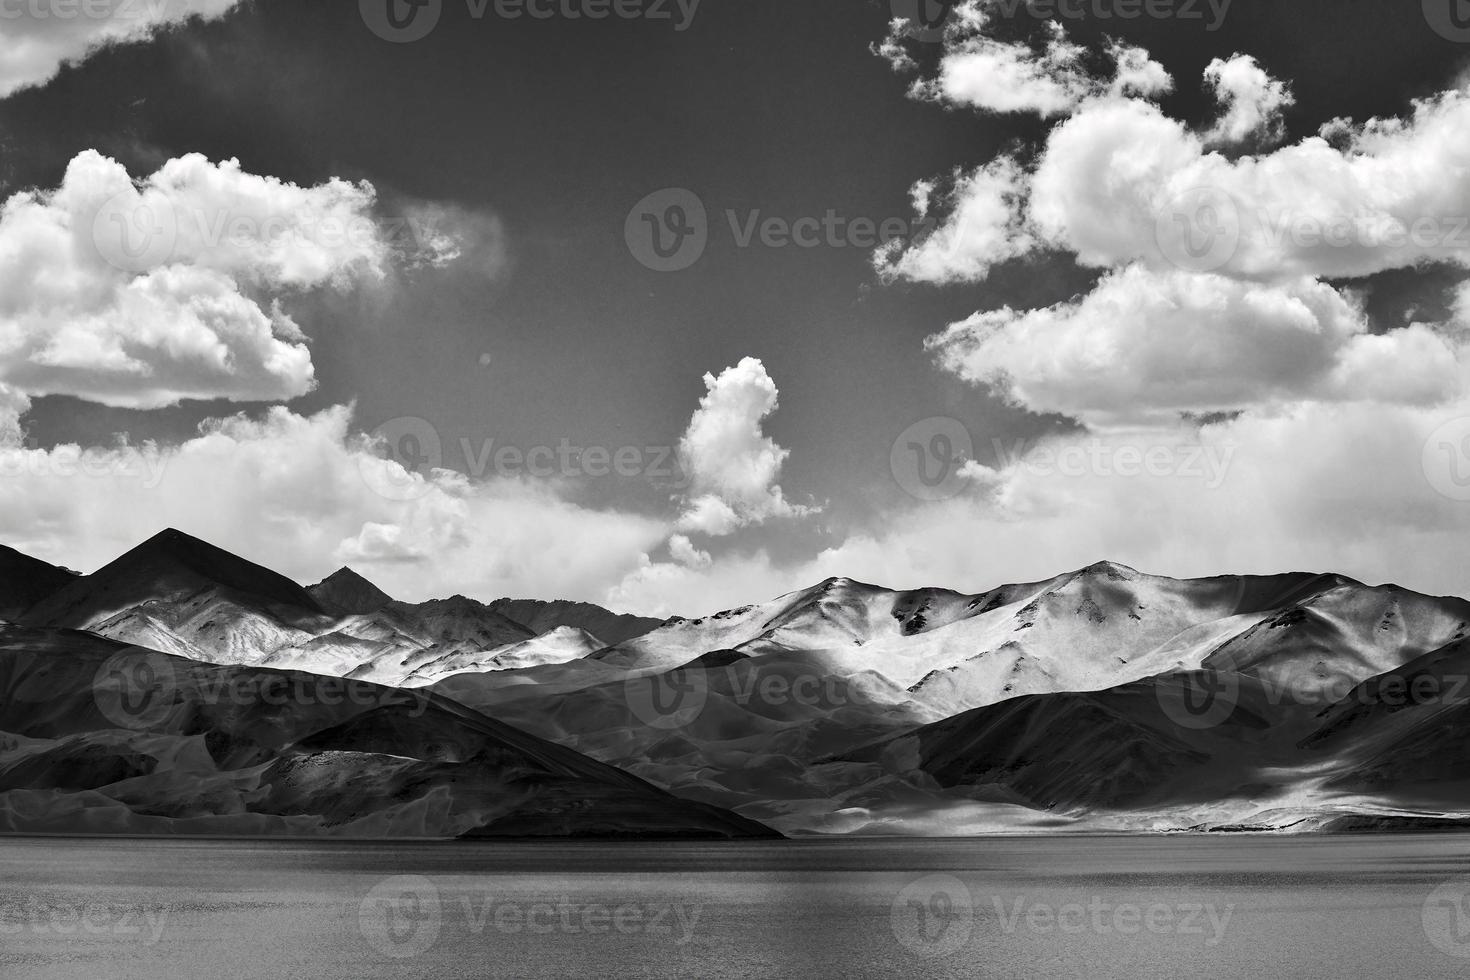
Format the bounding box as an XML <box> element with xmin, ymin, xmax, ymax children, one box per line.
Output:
<box><xmin>3</xmin><ymin>0</ymin><xmax>1467</xmax><ymax>560</ymax></box>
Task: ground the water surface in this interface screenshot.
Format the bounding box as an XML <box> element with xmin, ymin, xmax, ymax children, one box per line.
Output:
<box><xmin>3</xmin><ymin>835</ymin><xmax>1469</xmax><ymax>978</ymax></box>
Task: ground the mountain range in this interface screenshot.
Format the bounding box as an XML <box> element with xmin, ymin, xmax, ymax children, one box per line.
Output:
<box><xmin>4</xmin><ymin>528</ymin><xmax>1470</xmax><ymax>837</ymax></box>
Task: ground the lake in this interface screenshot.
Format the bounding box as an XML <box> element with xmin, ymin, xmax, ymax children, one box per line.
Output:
<box><xmin>2</xmin><ymin>835</ymin><xmax>1470</xmax><ymax>978</ymax></box>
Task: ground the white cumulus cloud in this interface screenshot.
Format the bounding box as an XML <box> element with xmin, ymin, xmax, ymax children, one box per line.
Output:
<box><xmin>0</xmin><ymin>150</ymin><xmax>389</xmax><ymax>415</ymax></box>
<box><xmin>674</xmin><ymin>357</ymin><xmax>812</xmax><ymax>537</ymax></box>
<box><xmin>927</xmin><ymin>265</ymin><xmax>1464</xmax><ymax>426</ymax></box>
<box><xmin>879</xmin><ymin>3</ymin><xmax>1172</xmax><ymax>118</ymax></box>
<box><xmin>1203</xmin><ymin>53</ymin><xmax>1295</xmax><ymax>147</ymax></box>
<box><xmin>876</xmin><ymin>25</ymin><xmax>1470</xmax><ymax>429</ymax></box>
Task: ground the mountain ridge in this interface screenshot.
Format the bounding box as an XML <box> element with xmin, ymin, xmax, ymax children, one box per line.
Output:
<box><xmin>8</xmin><ymin>529</ymin><xmax>1470</xmax><ymax>836</ymax></box>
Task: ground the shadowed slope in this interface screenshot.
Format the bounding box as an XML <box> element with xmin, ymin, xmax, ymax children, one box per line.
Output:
<box><xmin>308</xmin><ymin>567</ymin><xmax>393</xmax><ymax>616</ymax></box>
<box><xmin>0</xmin><ymin>625</ymin><xmax>779</xmax><ymax>840</ymax></box>
<box><xmin>0</xmin><ymin>545</ymin><xmax>77</xmax><ymax>621</ymax></box>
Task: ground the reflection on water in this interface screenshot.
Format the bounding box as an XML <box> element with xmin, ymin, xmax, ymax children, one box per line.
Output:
<box><xmin>2</xmin><ymin>835</ymin><xmax>1470</xmax><ymax>979</ymax></box>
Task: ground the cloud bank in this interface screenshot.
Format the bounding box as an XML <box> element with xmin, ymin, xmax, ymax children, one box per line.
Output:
<box><xmin>0</xmin><ymin>0</ymin><xmax>246</xmax><ymax>98</ymax></box>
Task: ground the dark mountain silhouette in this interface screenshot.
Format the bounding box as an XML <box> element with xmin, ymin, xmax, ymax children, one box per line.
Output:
<box><xmin>0</xmin><ymin>544</ymin><xmax>77</xmax><ymax>621</ymax></box>
<box><xmin>308</xmin><ymin>567</ymin><xmax>394</xmax><ymax>616</ymax></box>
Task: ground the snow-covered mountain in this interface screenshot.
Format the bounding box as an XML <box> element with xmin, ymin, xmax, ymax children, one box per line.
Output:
<box><xmin>7</xmin><ymin>529</ymin><xmax>1470</xmax><ymax>837</ymax></box>
<box><xmin>434</xmin><ymin>561</ymin><xmax>1470</xmax><ymax>834</ymax></box>
<box><xmin>10</xmin><ymin>530</ymin><xmax>628</xmax><ymax>687</ymax></box>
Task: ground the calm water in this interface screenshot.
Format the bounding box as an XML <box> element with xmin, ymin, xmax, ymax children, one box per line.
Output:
<box><xmin>3</xmin><ymin>835</ymin><xmax>1470</xmax><ymax>978</ymax></box>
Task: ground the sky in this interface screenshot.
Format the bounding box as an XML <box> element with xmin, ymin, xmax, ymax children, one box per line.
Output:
<box><xmin>3</xmin><ymin>0</ymin><xmax>1470</xmax><ymax>615</ymax></box>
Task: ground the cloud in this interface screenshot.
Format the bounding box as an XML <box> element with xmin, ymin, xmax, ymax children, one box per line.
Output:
<box><xmin>0</xmin><ymin>150</ymin><xmax>393</xmax><ymax>409</ymax></box>
<box><xmin>396</xmin><ymin>200</ymin><xmax>511</xmax><ymax>281</ymax></box>
<box><xmin>875</xmin><ymin>25</ymin><xmax>1470</xmax><ymax>429</ymax></box>
<box><xmin>879</xmin><ymin>4</ymin><xmax>1172</xmax><ymax>118</ymax></box>
<box><xmin>668</xmin><ymin>534</ymin><xmax>712</xmax><ymax>569</ymax></box>
<box><xmin>927</xmin><ymin>265</ymin><xmax>1464</xmax><ymax>426</ymax></box>
<box><xmin>1203</xmin><ymin>54</ymin><xmax>1294</xmax><ymax>147</ymax></box>
<box><xmin>674</xmin><ymin>357</ymin><xmax>812</xmax><ymax>537</ymax></box>
<box><xmin>807</xmin><ymin>403</ymin><xmax>1470</xmax><ymax>597</ymax></box>
<box><xmin>0</xmin><ymin>353</ymin><xmax>818</xmax><ymax>617</ymax></box>
<box><xmin>1030</xmin><ymin>92</ymin><xmax>1470</xmax><ymax>282</ymax></box>
<box><xmin>6</xmin><ymin>395</ymin><xmax>1470</xmax><ymax>624</ymax></box>
<box><xmin>0</xmin><ymin>404</ymin><xmax>669</xmax><ymax>607</ymax></box>
<box><xmin>880</xmin><ymin>16</ymin><xmax>1470</xmax><ymax>284</ymax></box>
<box><xmin>874</xmin><ymin>159</ymin><xmax>1034</xmax><ymax>285</ymax></box>
<box><xmin>0</xmin><ymin>0</ymin><xmax>245</xmax><ymax>98</ymax></box>
<box><xmin>606</xmin><ymin>398</ymin><xmax>1470</xmax><ymax>617</ymax></box>
<box><xmin>0</xmin><ymin>383</ymin><xmax>27</xmax><ymax>441</ymax></box>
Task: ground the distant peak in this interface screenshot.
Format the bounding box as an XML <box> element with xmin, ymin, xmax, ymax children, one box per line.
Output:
<box><xmin>321</xmin><ymin>567</ymin><xmax>377</xmax><ymax>589</ymax></box>
<box><xmin>25</xmin><ymin>527</ymin><xmax>329</xmax><ymax>622</ymax></box>
<box><xmin>1078</xmin><ymin>560</ymin><xmax>1139</xmax><ymax>577</ymax></box>
<box><xmin>815</xmin><ymin>576</ymin><xmax>881</xmax><ymax>593</ymax></box>
<box><xmin>308</xmin><ymin>566</ymin><xmax>393</xmax><ymax>617</ymax></box>
<box><xmin>139</xmin><ymin>527</ymin><xmax>204</xmax><ymax>551</ymax></box>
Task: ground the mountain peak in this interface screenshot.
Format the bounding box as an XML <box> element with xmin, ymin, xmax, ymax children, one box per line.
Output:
<box><xmin>308</xmin><ymin>567</ymin><xmax>393</xmax><ymax>617</ymax></box>
<box><xmin>812</xmin><ymin>576</ymin><xmax>883</xmax><ymax>595</ymax></box>
<box><xmin>124</xmin><ymin>530</ymin><xmax>321</xmax><ymax>605</ymax></box>
<box><xmin>22</xmin><ymin>528</ymin><xmax>327</xmax><ymax>627</ymax></box>
<box><xmin>1077</xmin><ymin>560</ymin><xmax>1140</xmax><ymax>578</ymax></box>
